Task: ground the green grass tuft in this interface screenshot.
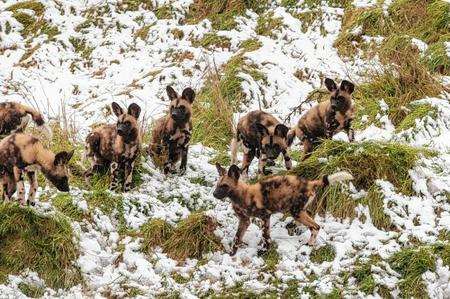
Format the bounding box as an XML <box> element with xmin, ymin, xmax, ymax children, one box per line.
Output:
<box><xmin>353</xmin><ymin>53</ymin><xmax>442</xmax><ymax>128</ymax></box>
<box><xmin>424</xmin><ymin>39</ymin><xmax>450</xmax><ymax>75</ymax></box>
<box><xmin>83</xmin><ymin>189</ymin><xmax>127</xmax><ymax>233</ymax></box>
<box><xmin>335</xmin><ymin>0</ymin><xmax>450</xmax><ymax>60</ymax></box>
<box><xmin>7</xmin><ymin>1</ymin><xmax>45</xmax><ymax>15</ymax></box>
<box><xmin>396</xmin><ymin>103</ymin><xmax>437</xmax><ymax>132</ymax></box>
<box><xmin>69</xmin><ymin>37</ymin><xmax>94</xmax><ymax>60</ymax></box>
<box><xmin>154</xmin><ymin>5</ymin><xmax>174</xmax><ymax>19</ymax></box>
<box><xmin>310</xmin><ymin>244</ymin><xmax>336</xmax><ymax>263</ymax></box>
<box><xmin>389</xmin><ymin>246</ymin><xmax>435</xmax><ymax>298</ymax></box>
<box><xmin>0</xmin><ymin>203</ymin><xmax>81</xmax><ymax>289</ymax></box>
<box><xmin>192</xmin><ymin>33</ymin><xmax>231</xmax><ymax>49</ymax></box>
<box><xmin>186</xmin><ymin>0</ymin><xmax>269</xmax><ymax>31</ymax></box>
<box><xmin>255</xmin><ymin>12</ymin><xmax>284</xmax><ymax>38</ymax></box>
<box><xmin>261</xmin><ymin>243</ymin><xmax>280</xmax><ymax>272</ymax></box>
<box><xmin>162</xmin><ymin>212</ymin><xmax>223</xmax><ymax>261</ymax></box>
<box><xmin>118</xmin><ymin>0</ymin><xmax>153</xmax><ymax>11</ymax></box>
<box><xmin>18</xmin><ymin>282</ymin><xmax>45</xmax><ymax>298</ymax></box>
<box><xmin>141</xmin><ymin>218</ymin><xmax>174</xmax><ymax>254</ymax></box>
<box><xmin>361</xmin><ymin>186</ymin><xmax>393</xmax><ymax>230</ymax></box>
<box><xmin>433</xmin><ymin>243</ymin><xmax>450</xmax><ymax>267</ymax></box>
<box><xmin>292</xmin><ymin>140</ymin><xmax>431</xmax><ymax>220</ymax></box>
<box><xmin>294</xmin><ymin>140</ymin><xmax>429</xmax><ymax>193</ymax></box>
<box><xmin>7</xmin><ymin>1</ymin><xmax>59</xmax><ymax>39</ymax></box>
<box><xmin>352</xmin><ymin>256</ymin><xmax>381</xmax><ymax>295</ymax></box>
<box><xmin>52</xmin><ymin>193</ymin><xmax>84</xmax><ymax>221</ymax></box>
<box><xmin>238</xmin><ymin>38</ymin><xmax>262</xmax><ymax>52</ymax></box>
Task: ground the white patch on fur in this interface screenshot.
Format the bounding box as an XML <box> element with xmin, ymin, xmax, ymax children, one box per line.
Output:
<box><xmin>328</xmin><ymin>171</ymin><xmax>354</xmax><ymax>184</ymax></box>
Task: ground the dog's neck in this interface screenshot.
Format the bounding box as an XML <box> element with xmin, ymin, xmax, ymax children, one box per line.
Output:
<box><xmin>228</xmin><ymin>181</ymin><xmax>251</xmax><ymax>206</ymax></box>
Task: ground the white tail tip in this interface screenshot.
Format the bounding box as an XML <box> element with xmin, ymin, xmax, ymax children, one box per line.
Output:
<box><xmin>328</xmin><ymin>171</ymin><xmax>354</xmax><ymax>185</ymax></box>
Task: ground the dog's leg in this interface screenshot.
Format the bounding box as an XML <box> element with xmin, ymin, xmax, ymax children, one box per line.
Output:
<box><xmin>179</xmin><ymin>145</ymin><xmax>189</xmax><ymax>175</ymax></box>
<box><xmin>6</xmin><ymin>176</ymin><xmax>16</xmax><ymax>201</ymax></box>
<box><xmin>241</xmin><ymin>146</ymin><xmax>255</xmax><ymax>179</ymax></box>
<box><xmin>13</xmin><ymin>166</ymin><xmax>26</xmax><ymax>205</ymax></box>
<box><xmin>282</xmin><ymin>149</ymin><xmax>292</xmax><ymax>170</ymax></box>
<box><xmin>26</xmin><ymin>170</ymin><xmax>37</xmax><ymax>206</ymax></box>
<box><xmin>123</xmin><ymin>160</ymin><xmax>135</xmax><ymax>192</ymax></box>
<box><xmin>231</xmin><ymin>216</ymin><xmax>250</xmax><ymax>256</ymax></box>
<box><xmin>302</xmin><ymin>139</ymin><xmax>314</xmax><ymax>161</ymax></box>
<box><xmin>109</xmin><ymin>161</ymin><xmax>120</xmax><ymax>191</ymax></box>
<box><xmin>296</xmin><ymin>210</ymin><xmax>320</xmax><ymax>246</ymax></box>
<box><xmin>344</xmin><ymin>119</ymin><xmax>354</xmax><ymax>142</ymax></box>
<box><xmin>258</xmin><ymin>214</ymin><xmax>272</xmax><ymax>255</ymax></box>
<box><xmin>258</xmin><ymin>152</ymin><xmax>271</xmax><ymax>176</ymax></box>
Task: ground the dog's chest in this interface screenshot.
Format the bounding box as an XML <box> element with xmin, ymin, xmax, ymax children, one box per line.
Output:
<box><xmin>166</xmin><ymin>125</ymin><xmax>190</xmax><ymax>147</ymax></box>
<box><xmin>115</xmin><ymin>138</ymin><xmax>138</xmax><ymax>160</ymax></box>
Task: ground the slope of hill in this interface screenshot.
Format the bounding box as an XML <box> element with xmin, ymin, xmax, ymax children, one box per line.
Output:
<box><xmin>0</xmin><ymin>0</ymin><xmax>449</xmax><ymax>297</ymax></box>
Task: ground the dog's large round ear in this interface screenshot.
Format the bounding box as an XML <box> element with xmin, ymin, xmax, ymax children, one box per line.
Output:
<box><xmin>166</xmin><ymin>86</ymin><xmax>178</xmax><ymax>101</ymax></box>
<box><xmin>253</xmin><ymin>123</ymin><xmax>269</xmax><ymax>137</ymax></box>
<box><xmin>340</xmin><ymin>80</ymin><xmax>355</xmax><ymax>94</ymax></box>
<box><xmin>182</xmin><ymin>87</ymin><xmax>195</xmax><ymax>103</ymax></box>
<box><xmin>274</xmin><ymin>124</ymin><xmax>289</xmax><ymax>138</ymax></box>
<box><xmin>111</xmin><ymin>102</ymin><xmax>124</xmax><ymax>117</ymax></box>
<box><xmin>324</xmin><ymin>78</ymin><xmax>337</xmax><ymax>92</ymax></box>
<box><xmin>128</xmin><ymin>103</ymin><xmax>141</xmax><ymax>119</ymax></box>
<box><xmin>287</xmin><ymin>129</ymin><xmax>296</xmax><ymax>146</ymax></box>
<box><xmin>228</xmin><ymin>164</ymin><xmax>241</xmax><ymax>181</ymax></box>
<box><xmin>216</xmin><ymin>162</ymin><xmax>226</xmax><ymax>176</ymax></box>
<box><xmin>54</xmin><ymin>150</ymin><xmax>74</xmax><ymax>165</ymax></box>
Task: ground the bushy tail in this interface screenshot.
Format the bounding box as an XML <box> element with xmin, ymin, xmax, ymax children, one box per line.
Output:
<box><xmin>325</xmin><ymin>171</ymin><xmax>354</xmax><ymax>185</ymax></box>
<box><xmin>303</xmin><ymin>171</ymin><xmax>354</xmax><ymax>210</ymax></box>
<box><xmin>20</xmin><ymin>104</ymin><xmax>52</xmax><ymax>138</ymax></box>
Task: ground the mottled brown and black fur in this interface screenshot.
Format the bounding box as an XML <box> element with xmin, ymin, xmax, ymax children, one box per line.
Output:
<box><xmin>213</xmin><ymin>163</ymin><xmax>353</xmax><ymax>255</ymax></box>
<box><xmin>292</xmin><ymin>78</ymin><xmax>355</xmax><ymax>160</ymax></box>
<box><xmin>231</xmin><ymin>111</ymin><xmax>293</xmax><ymax>177</ymax></box>
<box><xmin>0</xmin><ymin>102</ymin><xmax>46</xmax><ymax>136</ymax></box>
<box><xmin>148</xmin><ymin>86</ymin><xmax>195</xmax><ymax>175</ymax></box>
<box><xmin>85</xmin><ymin>102</ymin><xmax>141</xmax><ymax>191</ymax></box>
<box><xmin>0</xmin><ymin>133</ymin><xmax>73</xmax><ymax>205</ymax></box>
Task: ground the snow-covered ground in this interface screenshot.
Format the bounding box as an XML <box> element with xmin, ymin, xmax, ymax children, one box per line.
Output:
<box><xmin>0</xmin><ymin>0</ymin><xmax>449</xmax><ymax>297</ymax></box>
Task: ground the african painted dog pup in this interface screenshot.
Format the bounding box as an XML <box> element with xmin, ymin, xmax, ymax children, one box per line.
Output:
<box><xmin>292</xmin><ymin>78</ymin><xmax>355</xmax><ymax>160</ymax></box>
<box><xmin>85</xmin><ymin>102</ymin><xmax>141</xmax><ymax>192</ymax></box>
<box><xmin>213</xmin><ymin>163</ymin><xmax>353</xmax><ymax>255</ymax></box>
<box><xmin>0</xmin><ymin>102</ymin><xmax>50</xmax><ymax>137</ymax></box>
<box><xmin>231</xmin><ymin>111</ymin><xmax>293</xmax><ymax>177</ymax></box>
<box><xmin>0</xmin><ymin>133</ymin><xmax>74</xmax><ymax>205</ymax></box>
<box><xmin>148</xmin><ymin>86</ymin><xmax>195</xmax><ymax>175</ymax></box>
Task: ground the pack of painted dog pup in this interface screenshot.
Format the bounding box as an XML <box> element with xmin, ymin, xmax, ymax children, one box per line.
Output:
<box><xmin>0</xmin><ymin>78</ymin><xmax>355</xmax><ymax>254</ymax></box>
